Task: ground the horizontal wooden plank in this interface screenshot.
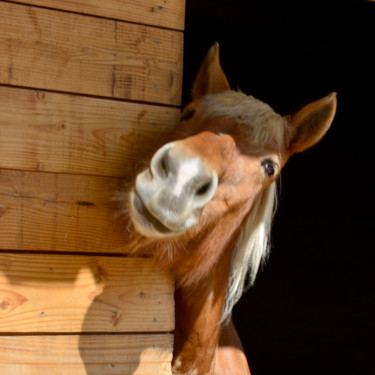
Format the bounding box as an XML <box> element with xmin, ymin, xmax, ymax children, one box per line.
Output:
<box><xmin>0</xmin><ymin>169</ymin><xmax>137</xmax><ymax>252</ymax></box>
<box><xmin>0</xmin><ymin>253</ymin><xmax>174</xmax><ymax>332</ymax></box>
<box><xmin>0</xmin><ymin>86</ymin><xmax>178</xmax><ymax>177</ymax></box>
<box><xmin>0</xmin><ymin>2</ymin><xmax>183</xmax><ymax>105</ymax></box>
<box><xmin>9</xmin><ymin>0</ymin><xmax>186</xmax><ymax>31</ymax></box>
<box><xmin>0</xmin><ymin>334</ymin><xmax>173</xmax><ymax>374</ymax></box>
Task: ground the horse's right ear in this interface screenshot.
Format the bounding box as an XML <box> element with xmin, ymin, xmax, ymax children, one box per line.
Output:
<box><xmin>191</xmin><ymin>42</ymin><xmax>231</xmax><ymax>99</ymax></box>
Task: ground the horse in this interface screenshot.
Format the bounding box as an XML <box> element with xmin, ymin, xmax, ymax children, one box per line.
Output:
<box><xmin>120</xmin><ymin>43</ymin><xmax>337</xmax><ymax>374</ymax></box>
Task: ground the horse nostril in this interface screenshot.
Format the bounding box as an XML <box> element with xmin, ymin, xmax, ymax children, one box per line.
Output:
<box><xmin>150</xmin><ymin>143</ymin><xmax>174</xmax><ymax>180</ymax></box>
<box><xmin>196</xmin><ymin>182</ymin><xmax>211</xmax><ymax>196</ymax></box>
<box><xmin>160</xmin><ymin>155</ymin><xmax>168</xmax><ymax>177</ymax></box>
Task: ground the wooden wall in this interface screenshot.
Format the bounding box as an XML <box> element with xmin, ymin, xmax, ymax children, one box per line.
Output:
<box><xmin>0</xmin><ymin>1</ymin><xmax>185</xmax><ymax>373</ymax></box>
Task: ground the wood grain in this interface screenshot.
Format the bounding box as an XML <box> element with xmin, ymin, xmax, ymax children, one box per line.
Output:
<box><xmin>0</xmin><ymin>169</ymin><xmax>136</xmax><ymax>252</ymax></box>
<box><xmin>0</xmin><ymin>334</ymin><xmax>173</xmax><ymax>374</ymax></box>
<box><xmin>0</xmin><ymin>2</ymin><xmax>183</xmax><ymax>105</ymax></box>
<box><xmin>0</xmin><ymin>1</ymin><xmax>181</xmax><ymax>372</ymax></box>
<box><xmin>8</xmin><ymin>0</ymin><xmax>186</xmax><ymax>31</ymax></box>
<box><xmin>0</xmin><ymin>253</ymin><xmax>174</xmax><ymax>332</ymax></box>
<box><xmin>0</xmin><ymin>86</ymin><xmax>179</xmax><ymax>177</ymax></box>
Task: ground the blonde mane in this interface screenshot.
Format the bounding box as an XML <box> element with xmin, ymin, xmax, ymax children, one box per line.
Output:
<box><xmin>222</xmin><ymin>181</ymin><xmax>277</xmax><ymax>322</ymax></box>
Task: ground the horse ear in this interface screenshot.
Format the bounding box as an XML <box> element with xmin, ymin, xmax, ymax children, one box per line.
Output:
<box><xmin>286</xmin><ymin>92</ymin><xmax>337</xmax><ymax>155</ymax></box>
<box><xmin>191</xmin><ymin>42</ymin><xmax>231</xmax><ymax>99</ymax></box>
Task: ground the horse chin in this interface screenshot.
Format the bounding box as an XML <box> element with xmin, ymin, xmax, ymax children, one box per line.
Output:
<box><xmin>130</xmin><ymin>190</ymin><xmax>185</xmax><ymax>239</ymax></box>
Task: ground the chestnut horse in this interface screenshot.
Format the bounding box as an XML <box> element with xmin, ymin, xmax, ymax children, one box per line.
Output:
<box><xmin>122</xmin><ymin>43</ymin><xmax>337</xmax><ymax>374</ymax></box>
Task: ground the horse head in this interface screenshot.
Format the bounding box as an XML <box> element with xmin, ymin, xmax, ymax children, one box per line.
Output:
<box><xmin>130</xmin><ymin>43</ymin><xmax>336</xmax><ymax>246</ymax></box>
<box><xmin>127</xmin><ymin>43</ymin><xmax>337</xmax><ymax>374</ymax></box>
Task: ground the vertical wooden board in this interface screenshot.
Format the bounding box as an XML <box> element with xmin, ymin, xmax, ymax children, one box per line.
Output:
<box><xmin>0</xmin><ymin>86</ymin><xmax>179</xmax><ymax>177</ymax></box>
<box><xmin>0</xmin><ymin>2</ymin><xmax>184</xmax><ymax>105</ymax></box>
<box><xmin>9</xmin><ymin>0</ymin><xmax>186</xmax><ymax>31</ymax></box>
<box><xmin>0</xmin><ymin>254</ymin><xmax>175</xmax><ymax>332</ymax></box>
<box><xmin>0</xmin><ymin>334</ymin><xmax>173</xmax><ymax>374</ymax></box>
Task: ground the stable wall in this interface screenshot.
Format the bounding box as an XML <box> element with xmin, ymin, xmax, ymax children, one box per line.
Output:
<box><xmin>0</xmin><ymin>1</ymin><xmax>185</xmax><ymax>373</ymax></box>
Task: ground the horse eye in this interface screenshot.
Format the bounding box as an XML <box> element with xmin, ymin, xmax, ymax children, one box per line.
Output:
<box><xmin>181</xmin><ymin>108</ymin><xmax>195</xmax><ymax>122</ymax></box>
<box><xmin>261</xmin><ymin>159</ymin><xmax>277</xmax><ymax>177</ymax></box>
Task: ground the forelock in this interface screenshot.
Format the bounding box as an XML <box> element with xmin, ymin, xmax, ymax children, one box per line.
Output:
<box><xmin>201</xmin><ymin>91</ymin><xmax>286</xmax><ymax>147</ymax></box>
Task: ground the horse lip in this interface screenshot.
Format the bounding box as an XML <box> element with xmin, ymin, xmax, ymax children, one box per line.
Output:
<box><xmin>133</xmin><ymin>191</ymin><xmax>174</xmax><ymax>234</ymax></box>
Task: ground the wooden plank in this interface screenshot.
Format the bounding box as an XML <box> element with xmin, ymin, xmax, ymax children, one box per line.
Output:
<box><xmin>0</xmin><ymin>169</ymin><xmax>137</xmax><ymax>252</ymax></box>
<box><xmin>0</xmin><ymin>86</ymin><xmax>178</xmax><ymax>177</ymax></box>
<box><xmin>0</xmin><ymin>253</ymin><xmax>174</xmax><ymax>332</ymax></box>
<box><xmin>0</xmin><ymin>2</ymin><xmax>183</xmax><ymax>105</ymax></box>
<box><xmin>9</xmin><ymin>0</ymin><xmax>186</xmax><ymax>31</ymax></box>
<box><xmin>0</xmin><ymin>334</ymin><xmax>173</xmax><ymax>374</ymax></box>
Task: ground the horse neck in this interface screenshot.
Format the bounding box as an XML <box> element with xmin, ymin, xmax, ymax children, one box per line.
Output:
<box><xmin>124</xmin><ymin>197</ymin><xmax>250</xmax><ymax>374</ymax></box>
<box><xmin>172</xmin><ymin>231</ymin><xmax>238</xmax><ymax>375</ymax></box>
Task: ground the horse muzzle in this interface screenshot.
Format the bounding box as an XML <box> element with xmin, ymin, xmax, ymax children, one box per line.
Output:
<box><xmin>130</xmin><ymin>142</ymin><xmax>218</xmax><ymax>238</ymax></box>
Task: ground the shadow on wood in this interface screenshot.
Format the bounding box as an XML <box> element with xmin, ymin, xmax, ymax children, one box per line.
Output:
<box><xmin>0</xmin><ymin>253</ymin><xmax>174</xmax><ymax>373</ymax></box>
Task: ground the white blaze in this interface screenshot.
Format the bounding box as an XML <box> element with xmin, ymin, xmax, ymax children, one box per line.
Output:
<box><xmin>172</xmin><ymin>159</ymin><xmax>200</xmax><ymax>197</ymax></box>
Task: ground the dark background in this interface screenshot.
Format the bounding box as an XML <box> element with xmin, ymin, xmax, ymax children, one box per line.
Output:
<box><xmin>183</xmin><ymin>1</ymin><xmax>374</xmax><ymax>374</ymax></box>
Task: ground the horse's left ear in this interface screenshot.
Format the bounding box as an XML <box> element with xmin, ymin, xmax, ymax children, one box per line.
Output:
<box><xmin>191</xmin><ymin>42</ymin><xmax>231</xmax><ymax>99</ymax></box>
<box><xmin>286</xmin><ymin>92</ymin><xmax>337</xmax><ymax>155</ymax></box>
